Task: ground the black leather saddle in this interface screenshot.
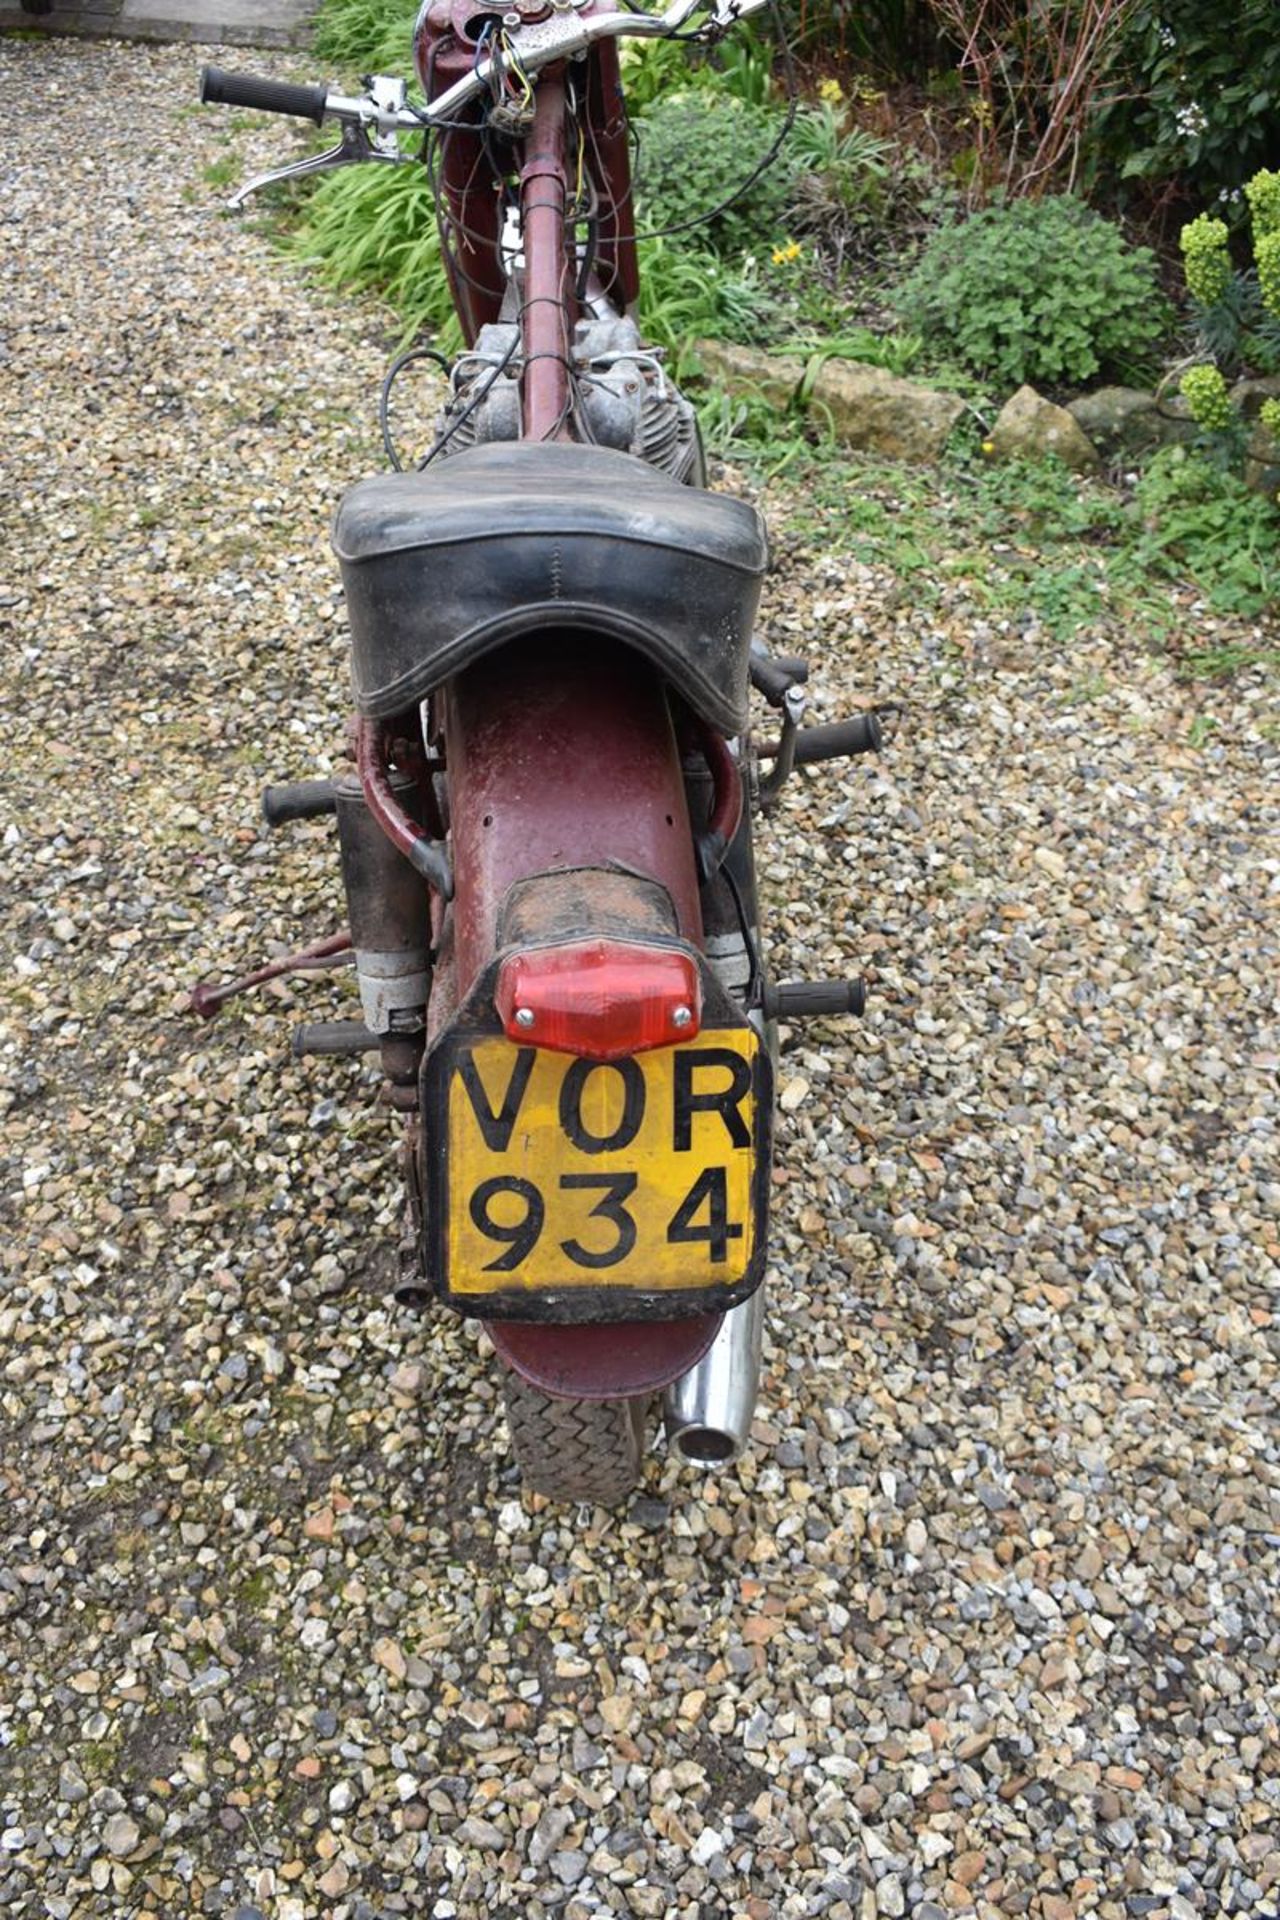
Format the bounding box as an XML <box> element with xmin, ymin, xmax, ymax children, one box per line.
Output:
<box><xmin>332</xmin><ymin>442</ymin><xmax>769</xmax><ymax>736</ymax></box>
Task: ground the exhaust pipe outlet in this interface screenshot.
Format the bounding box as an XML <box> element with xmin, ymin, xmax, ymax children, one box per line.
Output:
<box><xmin>663</xmin><ymin>1286</ymin><xmax>765</xmax><ymax>1466</ymax></box>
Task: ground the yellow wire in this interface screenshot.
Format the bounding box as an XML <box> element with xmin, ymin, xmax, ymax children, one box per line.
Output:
<box><xmin>499</xmin><ymin>31</ymin><xmax>534</xmax><ymax>106</ymax></box>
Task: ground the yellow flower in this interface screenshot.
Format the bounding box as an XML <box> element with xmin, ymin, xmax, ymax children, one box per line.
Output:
<box><xmin>819</xmin><ymin>78</ymin><xmax>844</xmax><ymax>106</ymax></box>
<box><xmin>981</xmin><ymin>439</ymin><xmax>996</xmax><ymax>456</ymax></box>
<box><xmin>771</xmin><ymin>240</ymin><xmax>803</xmax><ymax>266</ymax></box>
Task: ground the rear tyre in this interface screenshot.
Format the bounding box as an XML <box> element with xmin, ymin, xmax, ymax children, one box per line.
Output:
<box><xmin>502</xmin><ymin>1373</ymin><xmax>649</xmax><ymax>1504</ymax></box>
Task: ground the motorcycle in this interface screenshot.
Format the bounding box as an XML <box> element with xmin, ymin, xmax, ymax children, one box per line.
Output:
<box><xmin>194</xmin><ymin>0</ymin><xmax>884</xmax><ymax>1503</ymax></box>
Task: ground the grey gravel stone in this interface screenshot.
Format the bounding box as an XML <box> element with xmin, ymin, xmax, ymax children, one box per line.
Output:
<box><xmin>100</xmin><ymin>1814</ymin><xmax>139</xmax><ymax>1858</ymax></box>
<box><xmin>875</xmin><ymin>1874</ymin><xmax>905</xmax><ymax>1916</ymax></box>
<box><xmin>1</xmin><ymin>31</ymin><xmax>1277</xmax><ymax>1920</ymax></box>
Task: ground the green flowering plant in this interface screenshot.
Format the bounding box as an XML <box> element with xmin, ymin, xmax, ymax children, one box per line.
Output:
<box><xmin>1179</xmin><ymin>169</ymin><xmax>1280</xmax><ymax>372</ymax></box>
<box><xmin>1180</xmin><ymin>364</ymin><xmax>1235</xmax><ymax>432</ymax></box>
<box><xmin>1173</xmin><ymin>168</ymin><xmax>1280</xmax><ymax>485</ymax></box>
<box><xmin>1245</xmin><ymin>169</ymin><xmax>1280</xmax><ymax>240</ymax></box>
<box><xmin>1180</xmin><ymin>215</ymin><xmax>1232</xmax><ymax>306</ymax></box>
<box><xmin>1257</xmin><ymin>231</ymin><xmax>1280</xmax><ymax>320</ymax></box>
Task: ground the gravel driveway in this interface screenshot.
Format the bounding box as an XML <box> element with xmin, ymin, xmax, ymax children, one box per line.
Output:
<box><xmin>3</xmin><ymin>35</ymin><xmax>1279</xmax><ymax>1920</ymax></box>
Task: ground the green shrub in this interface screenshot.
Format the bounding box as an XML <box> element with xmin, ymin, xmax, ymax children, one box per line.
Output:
<box><xmin>312</xmin><ymin>0</ymin><xmax>417</xmax><ymax>74</ymax></box>
<box><xmin>288</xmin><ymin>159</ymin><xmax>461</xmax><ymax>349</ymax></box>
<box><xmin>1087</xmin><ymin>1</ymin><xmax>1280</xmax><ymax>201</ymax></box>
<box><xmin>634</xmin><ymin>93</ymin><xmax>795</xmax><ymax>255</ymax></box>
<box><xmin>891</xmin><ymin>197</ymin><xmax>1169</xmax><ymax>389</ymax></box>
<box><xmin>1131</xmin><ymin>447</ymin><xmax>1278</xmax><ymax>622</ymax></box>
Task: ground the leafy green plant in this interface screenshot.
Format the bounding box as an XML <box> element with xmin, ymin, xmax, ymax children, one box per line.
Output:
<box><xmin>787</xmin><ymin>103</ymin><xmax>891</xmax><ymax>176</ymax></box>
<box><xmin>1087</xmin><ymin>1</ymin><xmax>1280</xmax><ymax>200</ymax></box>
<box><xmin>1176</xmin><ymin>172</ymin><xmax>1280</xmax><ymax>473</ymax></box>
<box><xmin>619</xmin><ymin>38</ymin><xmax>702</xmax><ymax>115</ymax></box>
<box><xmin>1130</xmin><ymin>447</ymin><xmax>1278</xmax><ymax>621</ymax></box>
<box><xmin>891</xmin><ymin>195</ymin><xmax>1168</xmax><ymax>388</ymax></box>
<box><xmin>312</xmin><ymin>0</ymin><xmax>417</xmax><ymax>73</ymax></box>
<box><xmin>620</xmin><ymin>24</ymin><xmax>774</xmax><ymax>114</ymax></box>
<box><xmin>797</xmin><ymin>328</ymin><xmax>925</xmax><ymax>379</ymax></box>
<box><xmin>1179</xmin><ymin>174</ymin><xmax>1280</xmax><ymax>377</ymax></box>
<box><xmin>702</xmin><ymin>24</ymin><xmax>777</xmax><ymax>109</ymax></box>
<box><xmin>1179</xmin><ymin>365</ymin><xmax>1236</xmax><ymax>434</ymax></box>
<box><xmin>288</xmin><ymin>158</ymin><xmax>462</xmax><ymax>348</ymax></box>
<box><xmin>635</xmin><ymin>238</ymin><xmax>783</xmax><ymax>359</ymax></box>
<box><xmin>696</xmin><ymin>382</ymin><xmax>813</xmax><ymax>477</ymax></box>
<box><xmin>768</xmin><ymin>430</ymin><xmax>1276</xmax><ymax>672</ymax></box>
<box><xmin>633</xmin><ymin>92</ymin><xmax>795</xmax><ymax>253</ymax></box>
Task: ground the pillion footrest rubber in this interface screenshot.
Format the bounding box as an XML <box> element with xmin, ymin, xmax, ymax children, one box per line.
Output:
<box><xmin>762</xmin><ymin>979</ymin><xmax>866</xmax><ymax>1019</ymax></box>
<box><xmin>262</xmin><ymin>780</ymin><xmax>339</xmax><ymax>826</ymax></box>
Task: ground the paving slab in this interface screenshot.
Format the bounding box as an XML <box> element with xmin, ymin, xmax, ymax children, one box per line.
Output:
<box><xmin>0</xmin><ymin>0</ymin><xmax>314</xmax><ymax>48</ymax></box>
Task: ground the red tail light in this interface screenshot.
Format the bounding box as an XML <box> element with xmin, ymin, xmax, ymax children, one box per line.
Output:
<box><xmin>495</xmin><ymin>940</ymin><xmax>703</xmax><ymax>1060</ymax></box>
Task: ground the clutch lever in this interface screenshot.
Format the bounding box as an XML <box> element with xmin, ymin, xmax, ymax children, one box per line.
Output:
<box><xmin>224</xmin><ymin>76</ymin><xmax>415</xmax><ymax>211</ymax></box>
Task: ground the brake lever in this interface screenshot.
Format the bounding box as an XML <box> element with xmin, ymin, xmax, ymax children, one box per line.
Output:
<box><xmin>224</xmin><ymin>75</ymin><xmax>415</xmax><ymax>211</ymax></box>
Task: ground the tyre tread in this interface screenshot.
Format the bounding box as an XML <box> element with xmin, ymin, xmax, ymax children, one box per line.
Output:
<box><xmin>502</xmin><ymin>1375</ymin><xmax>647</xmax><ymax>1504</ymax></box>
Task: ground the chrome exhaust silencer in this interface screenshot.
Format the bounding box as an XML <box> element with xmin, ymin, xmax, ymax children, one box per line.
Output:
<box><xmin>663</xmin><ymin>1285</ymin><xmax>765</xmax><ymax>1466</ymax></box>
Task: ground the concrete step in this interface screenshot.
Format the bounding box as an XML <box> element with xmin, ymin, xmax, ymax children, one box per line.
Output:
<box><xmin>1</xmin><ymin>0</ymin><xmax>315</xmax><ymax>49</ymax></box>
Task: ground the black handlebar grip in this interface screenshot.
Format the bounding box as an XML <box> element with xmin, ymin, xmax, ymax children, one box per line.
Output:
<box><xmin>793</xmin><ymin>714</ymin><xmax>883</xmax><ymax>764</ymax></box>
<box><xmin>200</xmin><ymin>65</ymin><xmax>329</xmax><ymax>126</ymax></box>
<box><xmin>261</xmin><ymin>779</ymin><xmax>339</xmax><ymax>826</ymax></box>
<box><xmin>750</xmin><ymin>650</ymin><xmax>808</xmax><ymax>707</ymax></box>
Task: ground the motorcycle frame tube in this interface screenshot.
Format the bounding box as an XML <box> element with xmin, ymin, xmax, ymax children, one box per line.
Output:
<box><xmin>520</xmin><ymin>70</ymin><xmax>574</xmax><ymax>443</ymax></box>
<box><xmin>415</xmin><ymin>3</ymin><xmax>640</xmax><ymax>345</ymax></box>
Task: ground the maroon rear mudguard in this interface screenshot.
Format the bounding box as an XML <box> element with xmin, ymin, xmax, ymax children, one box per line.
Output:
<box><xmin>435</xmin><ymin>634</ymin><xmax>722</xmax><ymax>1401</ymax></box>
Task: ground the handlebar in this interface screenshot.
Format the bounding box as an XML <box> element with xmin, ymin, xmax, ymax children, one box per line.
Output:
<box><xmin>199</xmin><ymin>0</ymin><xmax>773</xmax><ymax>139</ymax></box>
<box><xmin>199</xmin><ymin>66</ymin><xmax>329</xmax><ymax>125</ymax></box>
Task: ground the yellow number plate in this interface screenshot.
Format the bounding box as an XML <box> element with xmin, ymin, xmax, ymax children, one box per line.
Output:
<box><xmin>437</xmin><ymin>1029</ymin><xmax>763</xmax><ymax>1298</ymax></box>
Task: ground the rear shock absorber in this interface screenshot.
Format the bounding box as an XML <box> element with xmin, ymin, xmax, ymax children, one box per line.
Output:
<box><xmin>333</xmin><ymin>770</ymin><xmax>433</xmax><ymax>1039</ymax></box>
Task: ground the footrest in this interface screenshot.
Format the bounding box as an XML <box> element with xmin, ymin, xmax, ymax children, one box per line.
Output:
<box><xmin>292</xmin><ymin>1021</ymin><xmax>378</xmax><ymax>1057</ymax></box>
<box><xmin>262</xmin><ymin>780</ymin><xmax>338</xmax><ymax>826</ymax></box>
<box><xmin>793</xmin><ymin>716</ymin><xmax>882</xmax><ymax>764</ymax></box>
<box><xmin>763</xmin><ymin>979</ymin><xmax>866</xmax><ymax>1019</ymax></box>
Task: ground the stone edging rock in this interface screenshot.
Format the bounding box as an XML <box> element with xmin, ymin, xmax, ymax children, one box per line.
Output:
<box><xmin>696</xmin><ymin>340</ymin><xmax>1280</xmax><ymax>491</ymax></box>
<box><xmin>694</xmin><ymin>339</ymin><xmax>964</xmax><ymax>465</ymax></box>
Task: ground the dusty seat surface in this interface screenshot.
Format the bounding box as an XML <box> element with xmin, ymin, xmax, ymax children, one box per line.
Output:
<box><xmin>332</xmin><ymin>441</ymin><xmax>770</xmax><ymax>733</ymax></box>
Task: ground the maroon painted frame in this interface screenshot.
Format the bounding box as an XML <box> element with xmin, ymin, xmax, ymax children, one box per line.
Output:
<box><xmin>407</xmin><ymin>8</ymin><xmax>733</xmax><ymax>1399</ymax></box>
<box><xmin>414</xmin><ymin>0</ymin><xmax>641</xmax><ymax>441</ymax></box>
